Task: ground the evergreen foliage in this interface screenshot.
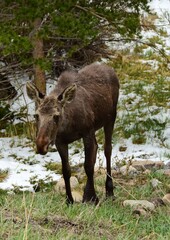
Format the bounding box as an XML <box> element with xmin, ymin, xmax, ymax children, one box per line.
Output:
<box><xmin>0</xmin><ymin>0</ymin><xmax>151</xmax><ymax>75</ymax></box>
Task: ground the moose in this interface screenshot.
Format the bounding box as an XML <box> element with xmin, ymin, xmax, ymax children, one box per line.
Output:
<box><xmin>26</xmin><ymin>63</ymin><xmax>119</xmax><ymax>204</ymax></box>
<box><xmin>0</xmin><ymin>73</ymin><xmax>17</xmax><ymax>101</ymax></box>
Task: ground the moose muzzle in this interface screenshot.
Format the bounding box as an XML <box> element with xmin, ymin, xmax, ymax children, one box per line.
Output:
<box><xmin>36</xmin><ymin>135</ymin><xmax>50</xmax><ymax>155</ymax></box>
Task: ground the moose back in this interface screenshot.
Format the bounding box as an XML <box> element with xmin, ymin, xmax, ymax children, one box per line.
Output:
<box><xmin>26</xmin><ymin>63</ymin><xmax>119</xmax><ymax>204</ymax></box>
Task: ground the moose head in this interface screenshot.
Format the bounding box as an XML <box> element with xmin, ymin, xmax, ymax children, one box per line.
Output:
<box><xmin>26</xmin><ymin>82</ymin><xmax>77</xmax><ymax>155</ymax></box>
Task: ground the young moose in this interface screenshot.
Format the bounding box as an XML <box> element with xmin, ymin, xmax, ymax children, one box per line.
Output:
<box><xmin>26</xmin><ymin>63</ymin><xmax>119</xmax><ymax>204</ymax></box>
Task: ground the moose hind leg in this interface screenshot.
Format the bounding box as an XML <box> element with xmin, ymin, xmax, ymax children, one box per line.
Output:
<box><xmin>104</xmin><ymin>122</ymin><xmax>115</xmax><ymax>199</ymax></box>
<box><xmin>83</xmin><ymin>132</ymin><xmax>99</xmax><ymax>204</ymax></box>
<box><xmin>56</xmin><ymin>143</ymin><xmax>74</xmax><ymax>204</ymax></box>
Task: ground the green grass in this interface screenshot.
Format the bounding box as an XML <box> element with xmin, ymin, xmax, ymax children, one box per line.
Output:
<box><xmin>0</xmin><ymin>172</ymin><xmax>170</xmax><ymax>240</ymax></box>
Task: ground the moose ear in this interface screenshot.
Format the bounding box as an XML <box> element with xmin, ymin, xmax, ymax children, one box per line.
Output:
<box><xmin>58</xmin><ymin>84</ymin><xmax>77</xmax><ymax>106</ymax></box>
<box><xmin>26</xmin><ymin>82</ymin><xmax>45</xmax><ymax>105</ymax></box>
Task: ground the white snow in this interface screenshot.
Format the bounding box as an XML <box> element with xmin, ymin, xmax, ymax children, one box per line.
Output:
<box><xmin>0</xmin><ymin>0</ymin><xmax>170</xmax><ymax>191</ymax></box>
<box><xmin>149</xmin><ymin>0</ymin><xmax>170</xmax><ymax>14</ymax></box>
<box><xmin>0</xmin><ymin>137</ymin><xmax>61</xmax><ymax>191</ymax></box>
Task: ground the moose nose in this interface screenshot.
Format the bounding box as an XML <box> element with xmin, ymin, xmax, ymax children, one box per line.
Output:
<box><xmin>36</xmin><ymin>136</ymin><xmax>50</xmax><ymax>155</ymax></box>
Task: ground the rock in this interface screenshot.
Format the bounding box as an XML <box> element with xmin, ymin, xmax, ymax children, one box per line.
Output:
<box><xmin>162</xmin><ymin>194</ymin><xmax>170</xmax><ymax>205</ymax></box>
<box><xmin>156</xmin><ymin>169</ymin><xmax>164</xmax><ymax>175</ymax></box>
<box><xmin>164</xmin><ymin>161</ymin><xmax>170</xmax><ymax>169</ymax></box>
<box><xmin>72</xmin><ymin>191</ymin><xmax>82</xmax><ymax>203</ymax></box>
<box><xmin>76</xmin><ymin>172</ymin><xmax>86</xmax><ymax>183</ymax></box>
<box><xmin>123</xmin><ymin>200</ymin><xmax>155</xmax><ymax>211</ymax></box>
<box><xmin>112</xmin><ymin>169</ymin><xmax>119</xmax><ymax>176</ymax></box>
<box><xmin>54</xmin><ymin>178</ymin><xmax>65</xmax><ymax>193</ymax></box>
<box><xmin>163</xmin><ymin>169</ymin><xmax>170</xmax><ymax>176</ymax></box>
<box><xmin>70</xmin><ymin>176</ymin><xmax>79</xmax><ymax>189</ymax></box>
<box><xmin>54</xmin><ymin>176</ymin><xmax>79</xmax><ymax>193</ymax></box>
<box><xmin>120</xmin><ymin>165</ymin><xmax>139</xmax><ymax>176</ymax></box>
<box><xmin>155</xmin><ymin>161</ymin><xmax>165</xmax><ymax>169</ymax></box>
<box><xmin>132</xmin><ymin>160</ymin><xmax>164</xmax><ymax>171</ymax></box>
<box><xmin>132</xmin><ymin>160</ymin><xmax>154</xmax><ymax>171</ymax></box>
<box><xmin>75</xmin><ymin>166</ymin><xmax>85</xmax><ymax>182</ymax></box>
<box><xmin>150</xmin><ymin>178</ymin><xmax>162</xmax><ymax>188</ymax></box>
<box><xmin>156</xmin><ymin>169</ymin><xmax>170</xmax><ymax>176</ymax></box>
<box><xmin>143</xmin><ymin>169</ymin><xmax>151</xmax><ymax>175</ymax></box>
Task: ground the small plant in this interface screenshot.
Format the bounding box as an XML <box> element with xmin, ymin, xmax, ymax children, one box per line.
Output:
<box><xmin>150</xmin><ymin>76</ymin><xmax>170</xmax><ymax>106</ymax></box>
<box><xmin>0</xmin><ymin>170</ymin><xmax>9</xmax><ymax>183</ymax></box>
<box><xmin>0</xmin><ymin>102</ymin><xmax>15</xmax><ymax>131</ymax></box>
<box><xmin>45</xmin><ymin>162</ymin><xmax>62</xmax><ymax>174</ymax></box>
<box><xmin>158</xmin><ymin>28</ymin><xmax>168</xmax><ymax>37</ymax></box>
<box><xmin>148</xmin><ymin>35</ymin><xmax>165</xmax><ymax>46</ymax></box>
<box><xmin>29</xmin><ymin>175</ymin><xmax>54</xmax><ymax>192</ymax></box>
<box><xmin>132</xmin><ymin>135</ymin><xmax>146</xmax><ymax>144</ymax></box>
<box><xmin>143</xmin><ymin>48</ymin><xmax>155</xmax><ymax>58</ymax></box>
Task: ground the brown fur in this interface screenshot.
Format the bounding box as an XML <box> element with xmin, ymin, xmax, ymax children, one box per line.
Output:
<box><xmin>48</xmin><ymin>63</ymin><xmax>119</xmax><ymax>143</ymax></box>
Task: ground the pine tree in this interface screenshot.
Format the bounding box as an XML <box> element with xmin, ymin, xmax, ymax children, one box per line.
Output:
<box><xmin>0</xmin><ymin>0</ymin><xmax>151</xmax><ymax>93</ymax></box>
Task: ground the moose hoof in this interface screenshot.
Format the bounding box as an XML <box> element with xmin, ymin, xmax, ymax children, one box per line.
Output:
<box><xmin>82</xmin><ymin>195</ymin><xmax>99</xmax><ymax>205</ymax></box>
<box><xmin>66</xmin><ymin>197</ymin><xmax>74</xmax><ymax>205</ymax></box>
<box><xmin>91</xmin><ymin>195</ymin><xmax>99</xmax><ymax>205</ymax></box>
<box><xmin>106</xmin><ymin>192</ymin><xmax>116</xmax><ymax>202</ymax></box>
<box><xmin>110</xmin><ymin>195</ymin><xmax>116</xmax><ymax>202</ymax></box>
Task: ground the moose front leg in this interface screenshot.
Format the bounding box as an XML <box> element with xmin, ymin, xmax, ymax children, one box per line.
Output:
<box><xmin>56</xmin><ymin>143</ymin><xmax>74</xmax><ymax>204</ymax></box>
<box><xmin>83</xmin><ymin>132</ymin><xmax>99</xmax><ymax>204</ymax></box>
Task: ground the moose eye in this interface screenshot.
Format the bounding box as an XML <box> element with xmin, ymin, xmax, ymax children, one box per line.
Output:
<box><xmin>34</xmin><ymin>114</ymin><xmax>39</xmax><ymax>121</ymax></box>
<box><xmin>53</xmin><ymin>114</ymin><xmax>59</xmax><ymax>123</ymax></box>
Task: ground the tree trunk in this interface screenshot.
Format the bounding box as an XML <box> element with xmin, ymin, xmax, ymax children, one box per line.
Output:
<box><xmin>31</xmin><ymin>18</ymin><xmax>46</xmax><ymax>95</ymax></box>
